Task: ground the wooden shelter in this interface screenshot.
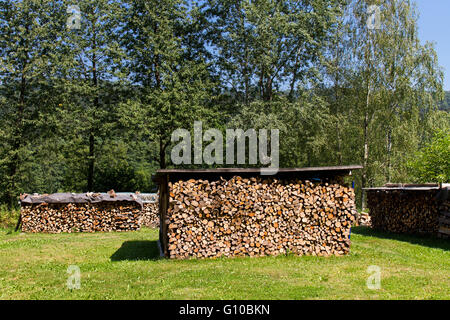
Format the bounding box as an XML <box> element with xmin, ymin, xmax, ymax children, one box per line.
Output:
<box><xmin>153</xmin><ymin>165</ymin><xmax>362</xmax><ymax>259</ymax></box>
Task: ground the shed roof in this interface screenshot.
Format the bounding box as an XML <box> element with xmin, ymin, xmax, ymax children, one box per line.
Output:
<box><xmin>364</xmin><ymin>183</ymin><xmax>447</xmax><ymax>192</ymax></box>
<box><xmin>153</xmin><ymin>165</ymin><xmax>362</xmax><ymax>182</ymax></box>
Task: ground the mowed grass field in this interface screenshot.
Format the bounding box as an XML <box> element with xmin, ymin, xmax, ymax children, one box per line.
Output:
<box><xmin>0</xmin><ymin>227</ymin><xmax>449</xmax><ymax>300</ymax></box>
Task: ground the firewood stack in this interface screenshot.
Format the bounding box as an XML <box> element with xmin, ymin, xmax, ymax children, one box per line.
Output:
<box><xmin>136</xmin><ymin>193</ymin><xmax>159</xmax><ymax>228</ymax></box>
<box><xmin>20</xmin><ymin>193</ymin><xmax>143</xmax><ymax>233</ymax></box>
<box><xmin>142</xmin><ymin>203</ymin><xmax>160</xmax><ymax>228</ymax></box>
<box><xmin>438</xmin><ymin>198</ymin><xmax>450</xmax><ymax>239</ymax></box>
<box><xmin>165</xmin><ymin>176</ymin><xmax>357</xmax><ymax>259</ymax></box>
<box><xmin>366</xmin><ymin>189</ymin><xmax>440</xmax><ymax>234</ymax></box>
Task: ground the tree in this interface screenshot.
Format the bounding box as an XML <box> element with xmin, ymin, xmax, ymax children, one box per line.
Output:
<box><xmin>346</xmin><ymin>0</ymin><xmax>443</xmax><ymax>207</ymax></box>
<box><xmin>206</xmin><ymin>0</ymin><xmax>343</xmax><ymax>103</ymax></box>
<box><xmin>61</xmin><ymin>0</ymin><xmax>126</xmax><ymax>191</ymax></box>
<box><xmin>440</xmin><ymin>91</ymin><xmax>450</xmax><ymax>112</ymax></box>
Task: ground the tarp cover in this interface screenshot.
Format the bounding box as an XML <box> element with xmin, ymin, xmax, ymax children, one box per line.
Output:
<box><xmin>117</xmin><ymin>192</ymin><xmax>158</xmax><ymax>203</ymax></box>
<box><xmin>20</xmin><ymin>192</ymin><xmax>143</xmax><ymax>207</ymax></box>
<box><xmin>137</xmin><ymin>193</ymin><xmax>158</xmax><ymax>203</ymax></box>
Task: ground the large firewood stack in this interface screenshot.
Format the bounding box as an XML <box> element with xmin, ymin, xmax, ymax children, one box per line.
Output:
<box><xmin>21</xmin><ymin>202</ymin><xmax>142</xmax><ymax>233</ymax></box>
<box><xmin>165</xmin><ymin>176</ymin><xmax>357</xmax><ymax>259</ymax></box>
<box><xmin>366</xmin><ymin>190</ymin><xmax>440</xmax><ymax>234</ymax></box>
<box><xmin>20</xmin><ymin>193</ymin><xmax>143</xmax><ymax>233</ymax></box>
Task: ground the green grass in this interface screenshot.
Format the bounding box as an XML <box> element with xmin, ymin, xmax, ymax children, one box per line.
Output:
<box><xmin>0</xmin><ymin>227</ymin><xmax>449</xmax><ymax>300</ymax></box>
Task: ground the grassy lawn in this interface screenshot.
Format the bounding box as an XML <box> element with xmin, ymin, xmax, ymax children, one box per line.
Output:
<box><xmin>0</xmin><ymin>226</ymin><xmax>448</xmax><ymax>300</ymax></box>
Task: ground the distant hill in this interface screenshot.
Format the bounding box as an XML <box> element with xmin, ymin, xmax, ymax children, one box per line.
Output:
<box><xmin>440</xmin><ymin>91</ymin><xmax>450</xmax><ymax>112</ymax></box>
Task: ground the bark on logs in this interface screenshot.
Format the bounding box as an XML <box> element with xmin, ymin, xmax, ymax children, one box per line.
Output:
<box><xmin>21</xmin><ymin>202</ymin><xmax>142</xmax><ymax>233</ymax></box>
<box><xmin>366</xmin><ymin>190</ymin><xmax>442</xmax><ymax>235</ymax></box>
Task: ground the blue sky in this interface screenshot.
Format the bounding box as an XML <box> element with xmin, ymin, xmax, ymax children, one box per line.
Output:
<box><xmin>415</xmin><ymin>0</ymin><xmax>450</xmax><ymax>90</ymax></box>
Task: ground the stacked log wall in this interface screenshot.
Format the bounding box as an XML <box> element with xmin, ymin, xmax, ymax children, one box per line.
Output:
<box><xmin>366</xmin><ymin>190</ymin><xmax>441</xmax><ymax>235</ymax></box>
<box><xmin>163</xmin><ymin>176</ymin><xmax>357</xmax><ymax>259</ymax></box>
<box><xmin>21</xmin><ymin>202</ymin><xmax>142</xmax><ymax>233</ymax></box>
<box><xmin>438</xmin><ymin>199</ymin><xmax>450</xmax><ymax>239</ymax></box>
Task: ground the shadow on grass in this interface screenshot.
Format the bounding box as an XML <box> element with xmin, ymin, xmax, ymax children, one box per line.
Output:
<box><xmin>352</xmin><ymin>226</ymin><xmax>450</xmax><ymax>251</ymax></box>
<box><xmin>110</xmin><ymin>240</ymin><xmax>161</xmax><ymax>261</ymax></box>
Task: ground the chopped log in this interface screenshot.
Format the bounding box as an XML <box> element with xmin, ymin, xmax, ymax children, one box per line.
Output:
<box><xmin>438</xmin><ymin>199</ymin><xmax>450</xmax><ymax>239</ymax></box>
<box><xmin>354</xmin><ymin>211</ymin><xmax>371</xmax><ymax>227</ymax></box>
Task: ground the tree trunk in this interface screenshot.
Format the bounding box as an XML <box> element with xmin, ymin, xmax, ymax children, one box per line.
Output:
<box><xmin>159</xmin><ymin>137</ymin><xmax>167</xmax><ymax>169</ymax></box>
<box><xmin>8</xmin><ymin>72</ymin><xmax>26</xmax><ymax>207</ymax></box>
<box><xmin>361</xmin><ymin>86</ymin><xmax>370</xmax><ymax>210</ymax></box>
<box><xmin>386</xmin><ymin>127</ymin><xmax>392</xmax><ymax>183</ymax></box>
<box><xmin>334</xmin><ymin>43</ymin><xmax>343</xmax><ymax>166</ymax></box>
<box><xmin>289</xmin><ymin>52</ymin><xmax>299</xmax><ymax>101</ymax></box>
<box><xmin>87</xmin><ymin>131</ymin><xmax>95</xmax><ymax>191</ymax></box>
<box><xmin>264</xmin><ymin>77</ymin><xmax>273</xmax><ymax>102</ymax></box>
<box><xmin>8</xmin><ymin>24</ymin><xmax>29</xmax><ymax>207</ymax></box>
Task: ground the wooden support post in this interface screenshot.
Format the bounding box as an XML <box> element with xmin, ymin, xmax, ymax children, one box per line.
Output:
<box><xmin>158</xmin><ymin>174</ymin><xmax>170</xmax><ymax>257</ymax></box>
<box><xmin>14</xmin><ymin>213</ymin><xmax>22</xmax><ymax>232</ymax></box>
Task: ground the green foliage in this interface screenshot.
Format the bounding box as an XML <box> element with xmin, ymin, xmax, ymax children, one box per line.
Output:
<box><xmin>409</xmin><ymin>130</ymin><xmax>450</xmax><ymax>183</ymax></box>
<box><xmin>321</xmin><ymin>0</ymin><xmax>446</xmax><ymax>207</ymax></box>
<box><xmin>118</xmin><ymin>0</ymin><xmax>219</xmax><ymax>169</ymax></box>
<box><xmin>206</xmin><ymin>0</ymin><xmax>344</xmax><ymax>103</ymax></box>
<box><xmin>0</xmin><ymin>0</ymin><xmax>448</xmax><ymax>207</ymax></box>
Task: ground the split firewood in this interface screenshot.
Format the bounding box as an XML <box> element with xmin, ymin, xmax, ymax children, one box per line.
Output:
<box><xmin>141</xmin><ymin>202</ymin><xmax>159</xmax><ymax>228</ymax></box>
<box><xmin>366</xmin><ymin>190</ymin><xmax>442</xmax><ymax>235</ymax></box>
<box><xmin>354</xmin><ymin>211</ymin><xmax>371</xmax><ymax>227</ymax></box>
<box><xmin>438</xmin><ymin>198</ymin><xmax>450</xmax><ymax>239</ymax></box>
<box><xmin>20</xmin><ymin>193</ymin><xmax>145</xmax><ymax>233</ymax></box>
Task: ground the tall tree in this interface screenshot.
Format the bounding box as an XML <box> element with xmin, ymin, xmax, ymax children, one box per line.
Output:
<box><xmin>0</xmin><ymin>0</ymin><xmax>67</xmax><ymax>205</ymax></box>
<box><xmin>206</xmin><ymin>0</ymin><xmax>343</xmax><ymax>103</ymax></box>
<box><xmin>121</xmin><ymin>0</ymin><xmax>216</xmax><ymax>169</ymax></box>
<box><xmin>62</xmin><ymin>0</ymin><xmax>126</xmax><ymax>191</ymax></box>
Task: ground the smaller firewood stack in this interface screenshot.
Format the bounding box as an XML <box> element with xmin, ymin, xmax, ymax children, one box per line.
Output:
<box><xmin>165</xmin><ymin>176</ymin><xmax>357</xmax><ymax>259</ymax></box>
<box><xmin>365</xmin><ymin>185</ymin><xmax>450</xmax><ymax>236</ymax></box>
<box><xmin>136</xmin><ymin>193</ymin><xmax>159</xmax><ymax>228</ymax></box>
<box><xmin>367</xmin><ymin>190</ymin><xmax>439</xmax><ymax>234</ymax></box>
<box><xmin>20</xmin><ymin>193</ymin><xmax>143</xmax><ymax>233</ymax></box>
